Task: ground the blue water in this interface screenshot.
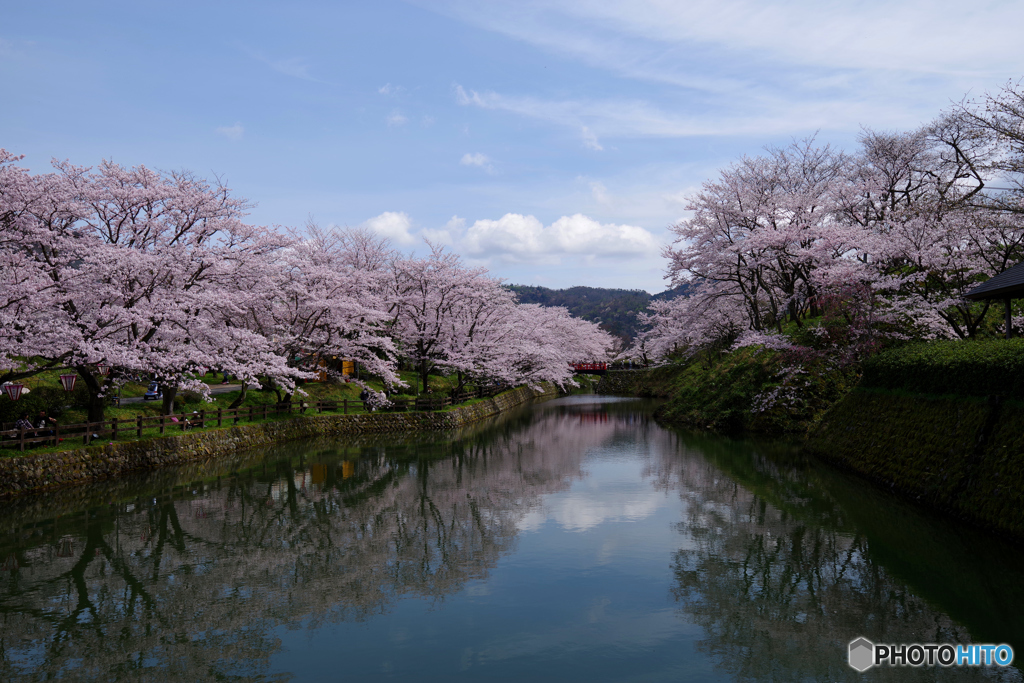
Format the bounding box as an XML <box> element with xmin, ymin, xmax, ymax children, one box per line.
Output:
<box><xmin>1</xmin><ymin>394</ymin><xmax>1022</xmax><ymax>681</ymax></box>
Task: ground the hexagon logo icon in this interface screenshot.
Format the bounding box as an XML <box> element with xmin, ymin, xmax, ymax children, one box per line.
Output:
<box><xmin>849</xmin><ymin>637</ymin><xmax>875</xmax><ymax>672</ymax></box>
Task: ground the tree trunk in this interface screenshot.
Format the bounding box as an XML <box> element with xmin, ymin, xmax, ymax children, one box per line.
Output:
<box><xmin>419</xmin><ymin>358</ymin><xmax>429</xmax><ymax>395</ymax></box>
<box><xmin>76</xmin><ymin>366</ymin><xmax>107</xmax><ymax>423</ymax></box>
<box><xmin>228</xmin><ymin>382</ymin><xmax>248</xmax><ymax>409</ymax></box>
<box><xmin>265</xmin><ymin>377</ymin><xmax>284</xmax><ymax>404</ymax></box>
<box><xmin>161</xmin><ymin>386</ymin><xmax>177</xmax><ymax>416</ymax></box>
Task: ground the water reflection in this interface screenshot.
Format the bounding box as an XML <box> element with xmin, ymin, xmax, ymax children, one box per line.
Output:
<box><xmin>0</xmin><ymin>396</ymin><xmax>1022</xmax><ymax>681</ymax></box>
<box><xmin>655</xmin><ymin>434</ymin><xmax>1024</xmax><ymax>681</ymax></box>
<box><xmin>0</xmin><ymin>400</ymin><xmax>640</xmax><ymax>681</ymax></box>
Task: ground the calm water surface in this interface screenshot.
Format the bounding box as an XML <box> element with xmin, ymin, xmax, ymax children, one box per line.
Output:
<box><xmin>1</xmin><ymin>395</ymin><xmax>1023</xmax><ymax>681</ymax></box>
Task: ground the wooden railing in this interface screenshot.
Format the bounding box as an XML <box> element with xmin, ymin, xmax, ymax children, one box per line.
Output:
<box><xmin>0</xmin><ymin>387</ymin><xmax>505</xmax><ymax>452</ymax></box>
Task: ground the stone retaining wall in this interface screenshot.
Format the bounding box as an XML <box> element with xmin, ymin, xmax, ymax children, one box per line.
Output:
<box><xmin>806</xmin><ymin>388</ymin><xmax>1024</xmax><ymax>539</ymax></box>
<box><xmin>0</xmin><ymin>385</ymin><xmax>557</xmax><ymax>499</ymax></box>
<box><xmin>595</xmin><ymin>368</ymin><xmax>674</xmax><ymax>397</ymax></box>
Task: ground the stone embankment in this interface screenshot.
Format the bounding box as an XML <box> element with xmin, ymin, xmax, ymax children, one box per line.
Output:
<box><xmin>595</xmin><ymin>369</ymin><xmax>674</xmax><ymax>397</ymax></box>
<box><xmin>0</xmin><ymin>385</ymin><xmax>557</xmax><ymax>499</ymax></box>
<box><xmin>600</xmin><ymin>364</ymin><xmax>1024</xmax><ymax>540</ymax></box>
<box><xmin>805</xmin><ymin>388</ymin><xmax>1024</xmax><ymax>539</ymax></box>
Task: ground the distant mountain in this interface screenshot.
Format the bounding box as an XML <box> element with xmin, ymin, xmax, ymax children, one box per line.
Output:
<box><xmin>506</xmin><ymin>284</ymin><xmax>690</xmax><ymax>342</ymax></box>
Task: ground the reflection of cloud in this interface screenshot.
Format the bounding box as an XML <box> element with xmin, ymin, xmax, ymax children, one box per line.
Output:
<box><xmin>470</xmin><ymin>607</ymin><xmax>685</xmax><ymax>666</ymax></box>
<box><xmin>520</xmin><ymin>488</ymin><xmax>666</xmax><ymax>532</ymax></box>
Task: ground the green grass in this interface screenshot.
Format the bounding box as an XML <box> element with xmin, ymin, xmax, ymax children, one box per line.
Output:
<box><xmin>654</xmin><ymin>348</ymin><xmax>858</xmax><ymax>435</ymax></box>
<box><xmin>1</xmin><ymin>372</ymin><xmax>495</xmax><ymax>457</ymax></box>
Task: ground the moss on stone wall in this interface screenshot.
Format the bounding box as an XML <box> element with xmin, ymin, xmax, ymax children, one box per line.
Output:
<box><xmin>0</xmin><ymin>384</ymin><xmax>557</xmax><ymax>499</ymax></box>
<box><xmin>595</xmin><ymin>368</ymin><xmax>682</xmax><ymax>398</ymax></box>
<box><xmin>806</xmin><ymin>388</ymin><xmax>1024</xmax><ymax>538</ymax></box>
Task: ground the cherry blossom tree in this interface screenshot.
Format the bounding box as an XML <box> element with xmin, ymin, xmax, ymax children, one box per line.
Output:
<box><xmin>504</xmin><ymin>303</ymin><xmax>613</xmax><ymax>387</ymax></box>
<box><xmin>0</xmin><ymin>153</ymin><xmax>299</xmax><ymax>419</ymax></box>
<box><xmin>383</xmin><ymin>244</ymin><xmax>510</xmax><ymax>393</ymax></box>
<box><xmin>647</xmin><ymin>95</ymin><xmax>1024</xmax><ymax>363</ymax></box>
<box><xmin>382</xmin><ymin>244</ymin><xmax>613</xmax><ymax>393</ymax></box>
<box><xmin>660</xmin><ymin>138</ymin><xmax>849</xmax><ymax>353</ymax></box>
<box><xmin>236</xmin><ymin>222</ymin><xmax>401</xmax><ymax>405</ymax></box>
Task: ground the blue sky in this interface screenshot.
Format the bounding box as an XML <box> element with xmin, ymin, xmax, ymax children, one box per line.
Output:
<box><xmin>4</xmin><ymin>0</ymin><xmax>1023</xmax><ymax>292</ymax></box>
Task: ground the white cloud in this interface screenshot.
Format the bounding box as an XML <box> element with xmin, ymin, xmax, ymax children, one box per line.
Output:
<box><xmin>581</xmin><ymin>126</ymin><xmax>603</xmax><ymax>151</ymax></box>
<box><xmin>460</xmin><ymin>152</ymin><xmax>489</xmax><ymax>166</ymax></box>
<box><xmin>240</xmin><ymin>46</ymin><xmax>321</xmax><ymax>82</ymax></box>
<box><xmin>548</xmin><ymin>0</ymin><xmax>1024</xmax><ymax>75</ymax></box>
<box><xmin>363</xmin><ymin>211</ymin><xmax>416</xmax><ymax>246</ymax></box>
<box><xmin>454</xmin><ymin>83</ymin><xmax>899</xmax><ymax>139</ymax></box>
<box><xmin>442</xmin><ymin>3</ymin><xmax>1024</xmax><ymax>141</ymax></box>
<box><xmin>421</xmin><ymin>216</ymin><xmax>464</xmax><ymax>245</ymax></box>
<box><xmin>662</xmin><ymin>190</ymin><xmax>691</xmax><ymax>208</ymax></box>
<box><xmin>215</xmin><ymin>123</ymin><xmax>244</xmax><ymax>141</ymax></box>
<box><xmin>387</xmin><ymin>110</ymin><xmax>408</xmax><ymax>127</ymax></box>
<box><xmin>462</xmin><ymin>212</ymin><xmax>659</xmax><ymax>261</ymax></box>
<box><xmin>446</xmin><ymin>215</ymin><xmax>466</xmax><ymax>232</ymax></box>
<box><xmin>267</xmin><ymin>56</ymin><xmax>316</xmax><ymax>81</ymax></box>
<box><xmin>590</xmin><ymin>181</ymin><xmax>610</xmax><ymax>205</ymax></box>
<box><xmin>460</xmin><ymin>152</ymin><xmax>494</xmax><ymax>173</ymax></box>
<box><xmin>432</xmin><ymin>1</ymin><xmax>1024</xmax><ymax>80</ymax></box>
<box><xmin>378</xmin><ymin>83</ymin><xmax>401</xmax><ymax>95</ymax></box>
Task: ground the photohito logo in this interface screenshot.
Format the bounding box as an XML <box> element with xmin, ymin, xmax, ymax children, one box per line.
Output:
<box><xmin>848</xmin><ymin>638</ymin><xmax>1014</xmax><ymax>671</ymax></box>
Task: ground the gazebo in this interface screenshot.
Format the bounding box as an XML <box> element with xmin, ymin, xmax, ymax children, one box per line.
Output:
<box><xmin>964</xmin><ymin>262</ymin><xmax>1024</xmax><ymax>338</ymax></box>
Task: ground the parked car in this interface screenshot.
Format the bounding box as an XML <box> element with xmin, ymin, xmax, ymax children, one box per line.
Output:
<box><xmin>144</xmin><ymin>383</ymin><xmax>162</xmax><ymax>401</ymax></box>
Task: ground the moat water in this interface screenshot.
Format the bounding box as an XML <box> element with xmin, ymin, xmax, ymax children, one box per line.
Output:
<box><xmin>1</xmin><ymin>395</ymin><xmax>1022</xmax><ymax>681</ymax></box>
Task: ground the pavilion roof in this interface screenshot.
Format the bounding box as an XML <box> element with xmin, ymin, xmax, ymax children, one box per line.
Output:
<box><xmin>965</xmin><ymin>262</ymin><xmax>1024</xmax><ymax>300</ymax></box>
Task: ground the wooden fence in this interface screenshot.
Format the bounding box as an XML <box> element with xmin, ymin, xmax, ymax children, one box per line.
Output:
<box><xmin>0</xmin><ymin>387</ymin><xmax>501</xmax><ymax>452</ymax></box>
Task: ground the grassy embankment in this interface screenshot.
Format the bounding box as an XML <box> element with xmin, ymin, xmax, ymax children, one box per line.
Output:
<box><xmin>626</xmin><ymin>338</ymin><xmax>1024</xmax><ymax>537</ymax></box>
<box><xmin>645</xmin><ymin>347</ymin><xmax>858</xmax><ymax>435</ymax></box>
<box><xmin>0</xmin><ymin>369</ymin><xmax>487</xmax><ymax>457</ymax></box>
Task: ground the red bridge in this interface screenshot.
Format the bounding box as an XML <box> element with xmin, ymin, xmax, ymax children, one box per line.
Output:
<box><xmin>571</xmin><ymin>362</ymin><xmax>608</xmax><ymax>375</ymax></box>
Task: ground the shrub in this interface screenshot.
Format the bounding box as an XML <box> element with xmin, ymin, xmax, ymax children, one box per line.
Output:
<box><xmin>861</xmin><ymin>338</ymin><xmax>1024</xmax><ymax>398</ymax></box>
<box><xmin>0</xmin><ymin>384</ymin><xmax>90</xmax><ymax>424</ymax></box>
<box><xmin>178</xmin><ymin>389</ymin><xmax>205</xmax><ymax>405</ymax></box>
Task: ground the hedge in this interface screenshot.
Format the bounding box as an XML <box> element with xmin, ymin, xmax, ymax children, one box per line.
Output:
<box><xmin>861</xmin><ymin>338</ymin><xmax>1024</xmax><ymax>399</ymax></box>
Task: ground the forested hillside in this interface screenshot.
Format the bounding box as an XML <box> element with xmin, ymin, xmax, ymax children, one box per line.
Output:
<box><xmin>507</xmin><ymin>284</ymin><xmax>689</xmax><ymax>342</ymax></box>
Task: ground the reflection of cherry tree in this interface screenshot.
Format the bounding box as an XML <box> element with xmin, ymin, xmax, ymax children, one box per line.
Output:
<box><xmin>0</xmin><ymin>404</ymin><xmax>622</xmax><ymax>681</ymax></box>
<box><xmin>651</xmin><ymin>440</ymin><xmax>1020</xmax><ymax>682</ymax></box>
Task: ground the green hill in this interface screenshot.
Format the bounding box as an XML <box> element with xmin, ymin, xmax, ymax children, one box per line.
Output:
<box><xmin>506</xmin><ymin>284</ymin><xmax>689</xmax><ymax>342</ymax></box>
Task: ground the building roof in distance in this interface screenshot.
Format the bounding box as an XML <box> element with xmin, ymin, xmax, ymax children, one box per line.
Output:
<box><xmin>965</xmin><ymin>262</ymin><xmax>1024</xmax><ymax>300</ymax></box>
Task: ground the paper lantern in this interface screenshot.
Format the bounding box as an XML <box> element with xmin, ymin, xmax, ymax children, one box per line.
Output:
<box><xmin>2</xmin><ymin>384</ymin><xmax>24</xmax><ymax>401</ymax></box>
